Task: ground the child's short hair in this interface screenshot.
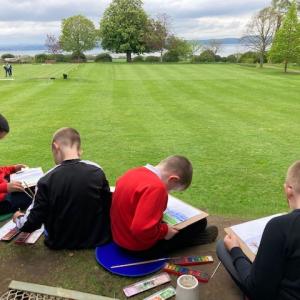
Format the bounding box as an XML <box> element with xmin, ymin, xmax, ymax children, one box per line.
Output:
<box><xmin>0</xmin><ymin>114</ymin><xmax>9</xmax><ymax>133</ymax></box>
<box><xmin>52</xmin><ymin>127</ymin><xmax>81</xmax><ymax>150</ymax></box>
<box><xmin>286</xmin><ymin>161</ymin><xmax>300</xmax><ymax>193</ymax></box>
<box><xmin>159</xmin><ymin>155</ymin><xmax>193</xmax><ymax>189</ymax></box>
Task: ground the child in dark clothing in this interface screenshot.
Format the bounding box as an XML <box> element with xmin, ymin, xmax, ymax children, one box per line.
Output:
<box><xmin>217</xmin><ymin>161</ymin><xmax>300</xmax><ymax>300</ymax></box>
<box><xmin>0</xmin><ymin>114</ymin><xmax>31</xmax><ymax>215</ymax></box>
<box><xmin>13</xmin><ymin>127</ymin><xmax>112</xmax><ymax>250</ymax></box>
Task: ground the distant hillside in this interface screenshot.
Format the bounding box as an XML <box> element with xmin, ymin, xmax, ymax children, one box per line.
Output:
<box><xmin>0</xmin><ymin>44</ymin><xmax>45</xmax><ymax>51</ymax></box>
<box><xmin>192</xmin><ymin>38</ymin><xmax>241</xmax><ymax>45</ymax></box>
<box><xmin>0</xmin><ymin>38</ymin><xmax>242</xmax><ymax>52</ymax></box>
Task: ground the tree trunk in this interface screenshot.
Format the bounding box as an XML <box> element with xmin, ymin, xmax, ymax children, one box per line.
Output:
<box><xmin>126</xmin><ymin>51</ymin><xmax>132</xmax><ymax>63</ymax></box>
<box><xmin>284</xmin><ymin>60</ymin><xmax>288</xmax><ymax>73</ymax></box>
<box><xmin>160</xmin><ymin>50</ymin><xmax>163</xmax><ymax>62</ymax></box>
<box><xmin>259</xmin><ymin>54</ymin><xmax>264</xmax><ymax>68</ymax></box>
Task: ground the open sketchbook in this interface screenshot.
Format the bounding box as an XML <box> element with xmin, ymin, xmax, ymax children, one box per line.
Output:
<box><xmin>225</xmin><ymin>213</ymin><xmax>284</xmax><ymax>262</ymax></box>
<box><xmin>0</xmin><ymin>220</ymin><xmax>44</xmax><ymax>244</ymax></box>
<box><xmin>10</xmin><ymin>167</ymin><xmax>44</xmax><ymax>188</ymax></box>
<box><xmin>163</xmin><ymin>195</ymin><xmax>208</xmax><ymax>230</ymax></box>
<box><xmin>110</xmin><ymin>186</ymin><xmax>208</xmax><ymax>230</ymax></box>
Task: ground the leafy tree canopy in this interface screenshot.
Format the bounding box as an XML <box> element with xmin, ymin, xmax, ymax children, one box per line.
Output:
<box><xmin>269</xmin><ymin>1</ymin><xmax>300</xmax><ymax>72</ymax></box>
<box><xmin>99</xmin><ymin>0</ymin><xmax>148</xmax><ymax>62</ymax></box>
<box><xmin>60</xmin><ymin>15</ymin><xmax>97</xmax><ymax>57</ymax></box>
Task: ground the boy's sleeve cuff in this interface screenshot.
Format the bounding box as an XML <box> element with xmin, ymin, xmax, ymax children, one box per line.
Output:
<box><xmin>230</xmin><ymin>247</ymin><xmax>248</xmax><ymax>263</ymax></box>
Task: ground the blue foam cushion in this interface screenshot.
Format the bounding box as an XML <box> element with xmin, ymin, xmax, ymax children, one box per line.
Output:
<box><xmin>95</xmin><ymin>242</ymin><xmax>165</xmax><ymax>277</ymax></box>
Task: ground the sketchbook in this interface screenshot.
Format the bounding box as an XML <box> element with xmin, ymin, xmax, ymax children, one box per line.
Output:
<box><xmin>163</xmin><ymin>195</ymin><xmax>208</xmax><ymax>230</ymax></box>
<box><xmin>225</xmin><ymin>213</ymin><xmax>284</xmax><ymax>262</ymax></box>
<box><xmin>10</xmin><ymin>167</ymin><xmax>44</xmax><ymax>188</ymax></box>
<box><xmin>0</xmin><ymin>220</ymin><xmax>44</xmax><ymax>244</ymax></box>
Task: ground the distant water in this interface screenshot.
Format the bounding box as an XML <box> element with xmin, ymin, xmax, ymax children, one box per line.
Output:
<box><xmin>0</xmin><ymin>44</ymin><xmax>247</xmax><ymax>58</ymax></box>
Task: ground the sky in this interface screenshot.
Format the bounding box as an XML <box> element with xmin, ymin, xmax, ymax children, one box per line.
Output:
<box><xmin>0</xmin><ymin>0</ymin><xmax>271</xmax><ymax>45</ymax></box>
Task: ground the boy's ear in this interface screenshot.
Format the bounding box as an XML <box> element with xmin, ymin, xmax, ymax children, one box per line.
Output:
<box><xmin>169</xmin><ymin>175</ymin><xmax>180</xmax><ymax>183</ymax></box>
<box><xmin>284</xmin><ymin>183</ymin><xmax>294</xmax><ymax>200</ymax></box>
<box><xmin>168</xmin><ymin>175</ymin><xmax>183</xmax><ymax>190</ymax></box>
<box><xmin>52</xmin><ymin>142</ymin><xmax>59</xmax><ymax>151</ymax></box>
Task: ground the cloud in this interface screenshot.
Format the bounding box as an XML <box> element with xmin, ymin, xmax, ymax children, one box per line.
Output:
<box><xmin>0</xmin><ymin>0</ymin><xmax>110</xmax><ymax>21</ymax></box>
<box><xmin>0</xmin><ymin>0</ymin><xmax>271</xmax><ymax>45</ymax></box>
<box><xmin>144</xmin><ymin>0</ymin><xmax>269</xmax><ymax>18</ymax></box>
<box><xmin>173</xmin><ymin>14</ymin><xmax>253</xmax><ymax>39</ymax></box>
<box><xmin>0</xmin><ymin>21</ymin><xmax>60</xmax><ymax>45</ymax></box>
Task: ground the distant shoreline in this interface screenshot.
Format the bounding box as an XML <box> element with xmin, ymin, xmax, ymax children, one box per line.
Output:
<box><xmin>0</xmin><ymin>44</ymin><xmax>246</xmax><ymax>58</ymax></box>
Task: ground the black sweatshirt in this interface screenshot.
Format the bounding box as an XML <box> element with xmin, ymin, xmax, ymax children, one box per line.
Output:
<box><xmin>230</xmin><ymin>209</ymin><xmax>300</xmax><ymax>300</ymax></box>
<box><xmin>21</xmin><ymin>159</ymin><xmax>112</xmax><ymax>249</ymax></box>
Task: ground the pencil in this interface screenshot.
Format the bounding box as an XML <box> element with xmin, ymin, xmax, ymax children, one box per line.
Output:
<box><xmin>23</xmin><ymin>181</ymin><xmax>35</xmax><ymax>197</ymax></box>
<box><xmin>210</xmin><ymin>261</ymin><xmax>221</xmax><ymax>279</ymax></box>
<box><xmin>110</xmin><ymin>257</ymin><xmax>179</xmax><ymax>269</ymax></box>
<box><xmin>23</xmin><ymin>189</ymin><xmax>33</xmax><ymax>200</ymax></box>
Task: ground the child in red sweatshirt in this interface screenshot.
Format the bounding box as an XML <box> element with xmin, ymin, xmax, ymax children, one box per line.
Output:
<box><xmin>111</xmin><ymin>155</ymin><xmax>218</xmax><ymax>257</ymax></box>
<box><xmin>0</xmin><ymin>114</ymin><xmax>31</xmax><ymax>215</ymax></box>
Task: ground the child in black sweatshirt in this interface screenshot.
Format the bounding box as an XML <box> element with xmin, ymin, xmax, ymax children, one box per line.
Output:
<box><xmin>217</xmin><ymin>161</ymin><xmax>300</xmax><ymax>300</ymax></box>
<box><xmin>13</xmin><ymin>127</ymin><xmax>111</xmax><ymax>249</ymax></box>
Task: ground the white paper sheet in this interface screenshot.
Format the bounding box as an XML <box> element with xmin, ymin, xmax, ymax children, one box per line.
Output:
<box><xmin>230</xmin><ymin>213</ymin><xmax>283</xmax><ymax>254</ymax></box>
<box><xmin>10</xmin><ymin>167</ymin><xmax>44</xmax><ymax>187</ymax></box>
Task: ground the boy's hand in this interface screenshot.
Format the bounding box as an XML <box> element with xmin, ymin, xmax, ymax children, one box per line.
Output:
<box><xmin>13</xmin><ymin>211</ymin><xmax>25</xmax><ymax>223</ymax></box>
<box><xmin>164</xmin><ymin>225</ymin><xmax>179</xmax><ymax>240</ymax></box>
<box><xmin>14</xmin><ymin>164</ymin><xmax>27</xmax><ymax>172</ymax></box>
<box><xmin>7</xmin><ymin>181</ymin><xmax>24</xmax><ymax>193</ymax></box>
<box><xmin>224</xmin><ymin>234</ymin><xmax>240</xmax><ymax>251</ymax></box>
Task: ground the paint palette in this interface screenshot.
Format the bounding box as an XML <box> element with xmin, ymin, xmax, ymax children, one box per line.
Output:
<box><xmin>123</xmin><ymin>273</ymin><xmax>171</xmax><ymax>297</ymax></box>
<box><xmin>163</xmin><ymin>263</ymin><xmax>210</xmax><ymax>283</ymax></box>
<box><xmin>1</xmin><ymin>227</ymin><xmax>20</xmax><ymax>241</ymax></box>
<box><xmin>170</xmin><ymin>256</ymin><xmax>214</xmax><ymax>266</ymax></box>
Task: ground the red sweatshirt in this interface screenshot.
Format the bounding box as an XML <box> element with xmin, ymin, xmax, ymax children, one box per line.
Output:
<box><xmin>111</xmin><ymin>167</ymin><xmax>169</xmax><ymax>251</ymax></box>
<box><xmin>0</xmin><ymin>165</ymin><xmax>16</xmax><ymax>201</ymax></box>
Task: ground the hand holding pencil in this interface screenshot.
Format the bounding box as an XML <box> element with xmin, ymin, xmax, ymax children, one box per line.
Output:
<box><xmin>7</xmin><ymin>181</ymin><xmax>24</xmax><ymax>193</ymax></box>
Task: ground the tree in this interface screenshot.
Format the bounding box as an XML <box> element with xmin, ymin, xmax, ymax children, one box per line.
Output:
<box><xmin>165</xmin><ymin>35</ymin><xmax>192</xmax><ymax>61</ymax></box>
<box><xmin>199</xmin><ymin>49</ymin><xmax>216</xmax><ymax>62</ymax></box>
<box><xmin>45</xmin><ymin>34</ymin><xmax>61</xmax><ymax>55</ymax></box>
<box><xmin>60</xmin><ymin>15</ymin><xmax>97</xmax><ymax>61</ymax></box>
<box><xmin>145</xmin><ymin>14</ymin><xmax>170</xmax><ymax>62</ymax></box>
<box><xmin>99</xmin><ymin>0</ymin><xmax>148</xmax><ymax>62</ymax></box>
<box><xmin>205</xmin><ymin>39</ymin><xmax>222</xmax><ymax>55</ymax></box>
<box><xmin>189</xmin><ymin>40</ymin><xmax>202</xmax><ymax>56</ymax></box>
<box><xmin>272</xmin><ymin>0</ymin><xmax>300</xmax><ymax>29</ymax></box>
<box><xmin>269</xmin><ymin>1</ymin><xmax>300</xmax><ymax>72</ymax></box>
<box><xmin>242</xmin><ymin>7</ymin><xmax>277</xmax><ymax>67</ymax></box>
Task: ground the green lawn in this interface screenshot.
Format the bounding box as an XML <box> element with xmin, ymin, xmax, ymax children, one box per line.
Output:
<box><xmin>1</xmin><ymin>63</ymin><xmax>300</xmax><ymax>218</ymax></box>
<box><xmin>0</xmin><ymin>62</ymin><xmax>300</xmax><ymax>297</ymax></box>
